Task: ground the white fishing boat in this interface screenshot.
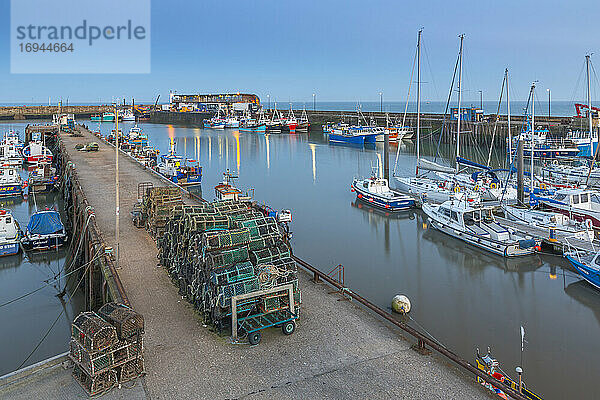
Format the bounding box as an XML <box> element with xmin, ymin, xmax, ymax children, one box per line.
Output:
<box><xmin>3</xmin><ymin>131</ymin><xmax>23</xmax><ymax>149</ymax></box>
<box><xmin>0</xmin><ymin>167</ymin><xmax>23</xmax><ymax>197</ymax></box>
<box><xmin>22</xmin><ymin>141</ymin><xmax>53</xmax><ymax>164</ymax></box>
<box><xmin>121</xmin><ymin>109</ymin><xmax>136</xmax><ymax>121</ymax></box>
<box><xmin>422</xmin><ymin>196</ymin><xmax>538</xmax><ymax>257</ymax></box>
<box><xmin>351</xmin><ymin>168</ymin><xmax>415</xmax><ymax>211</ymax></box>
<box><xmin>214</xmin><ymin>169</ymin><xmax>251</xmax><ymax>201</ymax></box>
<box><xmin>225</xmin><ymin>116</ymin><xmax>240</xmax><ymax>128</ymax></box>
<box><xmin>0</xmin><ymin>209</ymin><xmax>21</xmax><ymax>256</ymax></box>
<box><xmin>0</xmin><ymin>141</ymin><xmax>24</xmax><ymax>166</ymax></box>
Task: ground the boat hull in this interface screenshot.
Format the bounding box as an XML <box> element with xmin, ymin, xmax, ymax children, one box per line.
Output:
<box><xmin>0</xmin><ymin>184</ymin><xmax>23</xmax><ymax>197</ymax></box>
<box><xmin>566</xmin><ymin>255</ymin><xmax>600</xmax><ymax>290</ymax></box>
<box><xmin>0</xmin><ymin>241</ymin><xmax>20</xmax><ymax>256</ymax></box>
<box><xmin>328</xmin><ymin>133</ymin><xmax>364</xmax><ymax>144</ymax></box>
<box><xmin>352</xmin><ymin>183</ymin><xmax>415</xmax><ymax>211</ymax></box>
<box><xmin>21</xmin><ymin>233</ymin><xmax>67</xmax><ymax>251</ymax></box>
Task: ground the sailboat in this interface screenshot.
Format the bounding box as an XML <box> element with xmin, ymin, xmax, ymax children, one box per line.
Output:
<box><xmin>394</xmin><ymin>32</ymin><xmax>474</xmax><ymax>204</ymax></box>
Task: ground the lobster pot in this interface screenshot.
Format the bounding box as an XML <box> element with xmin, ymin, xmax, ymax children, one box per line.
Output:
<box><xmin>259</xmin><ymin>285</ymin><xmax>302</xmax><ymax>313</ymax></box>
<box><xmin>213</xmin><ymin>202</ymin><xmax>250</xmax><ymax>214</ymax></box>
<box><xmin>73</xmin><ymin>364</ymin><xmax>117</xmax><ymax>397</ymax></box>
<box><xmin>247</xmin><ymin>234</ymin><xmax>280</xmax><ymax>251</ymax></box>
<box><xmin>116</xmin><ymin>358</ymin><xmax>145</xmax><ymax>384</ymax></box>
<box><xmin>98</xmin><ymin>303</ymin><xmax>145</xmax><ymax>341</ymax></box>
<box><xmin>270</xmin><ymin>257</ymin><xmax>298</xmax><ymax>273</ymax></box>
<box><xmin>210</xmin><ymin>261</ymin><xmax>255</xmax><ymax>286</ymax></box>
<box><xmin>249</xmin><ymin>243</ymin><xmax>291</xmax><ymax>265</ymax></box>
<box><xmin>186</xmin><ymin>215</ymin><xmax>231</xmax><ymax>233</ymax></box>
<box><xmin>216</xmin><ymin>277</ymin><xmax>260</xmax><ymax>307</ymax></box>
<box><xmin>227</xmin><ymin>210</ymin><xmax>265</xmax><ymax>223</ymax></box>
<box><xmin>69</xmin><ymin>338</ymin><xmax>142</xmax><ymax>377</ymax></box>
<box><xmin>205</xmin><ymin>247</ymin><xmax>250</xmax><ymax>270</ymax></box>
<box><xmin>255</xmin><ymin>263</ymin><xmax>298</xmax><ymax>289</ymax></box>
<box><xmin>72</xmin><ymin>312</ymin><xmax>117</xmax><ymax>353</ymax></box>
<box><xmin>202</xmin><ymin>228</ymin><xmax>250</xmax><ymax>252</ymax></box>
<box><xmin>237</xmin><ymin>217</ymin><xmax>279</xmax><ymax>238</ymax></box>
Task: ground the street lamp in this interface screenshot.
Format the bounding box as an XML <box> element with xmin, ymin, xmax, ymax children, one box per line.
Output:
<box><xmin>267</xmin><ymin>94</ymin><xmax>270</xmax><ymax>111</ymax></box>
<box><xmin>379</xmin><ymin>92</ymin><xmax>383</xmax><ymax>113</ymax></box>
<box><xmin>312</xmin><ymin>93</ymin><xmax>316</xmax><ymax>111</ymax></box>
<box><xmin>547</xmin><ymin>88</ymin><xmax>551</xmax><ymax>121</ymax></box>
<box><xmin>478</xmin><ymin>90</ymin><xmax>483</xmax><ymax>110</ymax></box>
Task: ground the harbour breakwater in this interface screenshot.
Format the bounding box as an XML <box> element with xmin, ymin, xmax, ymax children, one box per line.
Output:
<box><xmin>0</xmin><ymin>105</ymin><xmax>111</xmax><ymax>120</ymax></box>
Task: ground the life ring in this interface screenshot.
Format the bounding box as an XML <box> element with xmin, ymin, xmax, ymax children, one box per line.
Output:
<box><xmin>586</xmin><ymin>219</ymin><xmax>594</xmax><ymax>230</ymax></box>
<box><xmin>553</xmin><ymin>159</ymin><xmax>559</xmax><ymax>165</ymax></box>
<box><xmin>454</xmin><ymin>186</ymin><xmax>461</xmax><ymax>193</ymax></box>
<box><xmin>473</xmin><ymin>185</ymin><xmax>479</xmax><ymax>191</ymax></box>
<box><xmin>540</xmin><ymin>183</ymin><xmax>547</xmax><ymax>190</ymax></box>
<box><xmin>0</xmin><ymin>210</ymin><xmax>6</xmax><ymax>216</ymax></box>
<box><xmin>490</xmin><ymin>183</ymin><xmax>498</xmax><ymax>189</ymax></box>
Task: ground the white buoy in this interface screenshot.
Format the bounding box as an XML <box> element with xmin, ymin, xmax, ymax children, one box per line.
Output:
<box><xmin>392</xmin><ymin>295</ymin><xmax>411</xmax><ymax>314</ymax></box>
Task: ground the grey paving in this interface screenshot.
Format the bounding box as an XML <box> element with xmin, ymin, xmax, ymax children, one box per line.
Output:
<box><xmin>1</xmin><ymin>127</ymin><xmax>493</xmax><ymax>399</ymax></box>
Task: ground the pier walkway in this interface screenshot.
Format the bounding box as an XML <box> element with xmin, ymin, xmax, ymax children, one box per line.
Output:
<box><xmin>1</xmin><ymin>127</ymin><xmax>491</xmax><ymax>399</ymax></box>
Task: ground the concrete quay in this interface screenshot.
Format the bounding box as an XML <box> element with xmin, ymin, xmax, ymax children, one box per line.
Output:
<box><xmin>0</xmin><ymin>126</ymin><xmax>492</xmax><ymax>399</ymax></box>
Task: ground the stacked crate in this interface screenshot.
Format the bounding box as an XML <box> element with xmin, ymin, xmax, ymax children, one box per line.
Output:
<box><xmin>142</xmin><ymin>187</ymin><xmax>183</xmax><ymax>237</ymax></box>
<box><xmin>150</xmin><ymin>191</ymin><xmax>300</xmax><ymax>335</ymax></box>
<box><xmin>70</xmin><ymin>303</ymin><xmax>145</xmax><ymax>396</ymax></box>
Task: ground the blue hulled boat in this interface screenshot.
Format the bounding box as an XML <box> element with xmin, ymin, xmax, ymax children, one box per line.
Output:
<box><xmin>328</xmin><ymin>127</ymin><xmax>364</xmax><ymax>145</ymax></box>
<box><xmin>21</xmin><ymin>209</ymin><xmax>67</xmax><ymax>251</ymax></box>
<box><xmin>566</xmin><ymin>251</ymin><xmax>600</xmax><ymax>290</ymax></box>
<box><xmin>352</xmin><ymin>174</ymin><xmax>415</xmax><ymax>211</ymax></box>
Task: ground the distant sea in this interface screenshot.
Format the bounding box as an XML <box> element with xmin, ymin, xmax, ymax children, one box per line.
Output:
<box><xmin>0</xmin><ymin>100</ymin><xmax>582</xmax><ymax>117</ymax></box>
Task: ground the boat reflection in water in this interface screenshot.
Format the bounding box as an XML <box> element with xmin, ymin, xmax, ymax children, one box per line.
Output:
<box><xmin>565</xmin><ymin>280</ymin><xmax>600</xmax><ymax>325</ymax></box>
<box><xmin>422</xmin><ymin>226</ymin><xmax>543</xmax><ymax>273</ymax></box>
<box><xmin>0</xmin><ymin>252</ymin><xmax>23</xmax><ymax>271</ymax></box>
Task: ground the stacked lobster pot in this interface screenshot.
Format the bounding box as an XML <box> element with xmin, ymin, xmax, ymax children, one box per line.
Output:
<box><xmin>155</xmin><ymin>195</ymin><xmax>301</xmax><ymax>339</ymax></box>
<box><xmin>69</xmin><ymin>303</ymin><xmax>145</xmax><ymax>396</ymax></box>
<box><xmin>142</xmin><ymin>187</ymin><xmax>183</xmax><ymax>238</ymax></box>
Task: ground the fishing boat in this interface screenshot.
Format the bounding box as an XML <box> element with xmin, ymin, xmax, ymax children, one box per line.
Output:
<box><xmin>0</xmin><ymin>210</ymin><xmax>21</xmax><ymax>256</ymax></box>
<box><xmin>27</xmin><ymin>162</ymin><xmax>57</xmax><ymax>194</ymax></box>
<box><xmin>21</xmin><ymin>209</ymin><xmax>68</xmax><ymax>251</ymax></box>
<box><xmin>283</xmin><ymin>106</ymin><xmax>298</xmax><ymax>133</ymax></box>
<box><xmin>422</xmin><ymin>195</ymin><xmax>538</xmax><ymax>257</ymax></box>
<box><xmin>3</xmin><ymin>131</ymin><xmax>24</xmax><ymax>149</ymax></box>
<box><xmin>239</xmin><ymin>114</ymin><xmax>266</xmax><ymax>133</ymax></box>
<box><xmin>0</xmin><ymin>168</ymin><xmax>23</xmax><ymax>197</ymax></box>
<box><xmin>128</xmin><ymin>125</ymin><xmax>148</xmax><ymax>148</ymax></box>
<box><xmin>542</xmin><ymin>159</ymin><xmax>600</xmax><ymax>188</ymax></box>
<box><xmin>121</xmin><ymin>109</ymin><xmax>136</xmax><ymax>121</ymax></box>
<box><xmin>509</xmin><ymin>125</ymin><xmax>579</xmax><ymax>159</ymax></box>
<box><xmin>533</xmin><ymin>188</ymin><xmax>600</xmax><ymax>227</ymax></box>
<box><xmin>225</xmin><ymin>116</ymin><xmax>240</xmax><ymax>128</ymax></box>
<box><xmin>351</xmin><ymin>172</ymin><xmax>415</xmax><ymax>211</ymax></box>
<box><xmin>205</xmin><ymin>109</ymin><xmax>226</xmax><ymax>129</ymax></box>
<box><xmin>214</xmin><ymin>169</ymin><xmax>251</xmax><ymax>201</ymax></box>
<box><xmin>566</xmin><ymin>250</ymin><xmax>600</xmax><ymax>290</ymax></box>
<box><xmin>0</xmin><ymin>141</ymin><xmax>24</xmax><ymax>166</ymax></box>
<box><xmin>266</xmin><ymin>107</ymin><xmax>284</xmax><ymax>133</ymax></box>
<box><xmin>328</xmin><ymin>126</ymin><xmax>365</xmax><ymax>145</ymax></box>
<box><xmin>22</xmin><ymin>141</ymin><xmax>52</xmax><ymax>164</ymax></box>
<box><xmin>90</xmin><ymin>114</ymin><xmax>102</xmax><ymax>122</ymax></box>
<box><xmin>296</xmin><ymin>107</ymin><xmax>310</xmax><ymax>132</ymax></box>
<box><xmin>102</xmin><ymin>112</ymin><xmax>116</xmax><ymax>122</ymax></box>
<box><xmin>476</xmin><ymin>348</ymin><xmax>543</xmax><ymax>400</ymax></box>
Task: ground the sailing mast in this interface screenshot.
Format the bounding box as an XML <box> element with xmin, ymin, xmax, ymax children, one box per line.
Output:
<box><xmin>455</xmin><ymin>34</ymin><xmax>464</xmax><ymax>174</ymax></box>
<box><xmin>507</xmin><ymin>69</ymin><xmax>512</xmax><ymax>165</ymax></box>
<box><xmin>587</xmin><ymin>54</ymin><xmax>593</xmax><ymax>155</ymax></box>
<box><xmin>416</xmin><ymin>29</ymin><xmax>422</xmax><ymax>176</ymax></box>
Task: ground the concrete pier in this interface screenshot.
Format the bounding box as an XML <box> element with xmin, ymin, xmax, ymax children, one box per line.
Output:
<box><xmin>0</xmin><ymin>126</ymin><xmax>491</xmax><ymax>399</ymax></box>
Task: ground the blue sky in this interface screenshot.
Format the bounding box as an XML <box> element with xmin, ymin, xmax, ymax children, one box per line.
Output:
<box><xmin>0</xmin><ymin>0</ymin><xmax>598</xmax><ymax>104</ymax></box>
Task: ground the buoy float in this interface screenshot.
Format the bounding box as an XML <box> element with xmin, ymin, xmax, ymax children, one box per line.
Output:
<box><xmin>392</xmin><ymin>295</ymin><xmax>411</xmax><ymax>314</ymax></box>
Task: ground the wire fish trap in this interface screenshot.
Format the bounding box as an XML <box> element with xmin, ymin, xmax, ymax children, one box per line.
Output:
<box><xmin>249</xmin><ymin>243</ymin><xmax>291</xmax><ymax>265</ymax></box>
<box><xmin>205</xmin><ymin>247</ymin><xmax>249</xmax><ymax>270</ymax></box>
<box><xmin>117</xmin><ymin>357</ymin><xmax>145</xmax><ymax>384</ymax></box>
<box><xmin>72</xmin><ymin>364</ymin><xmax>117</xmax><ymax>397</ymax></box>
<box><xmin>70</xmin><ymin>339</ymin><xmax>113</xmax><ymax>376</ymax></box>
<box><xmin>98</xmin><ymin>303</ymin><xmax>145</xmax><ymax>341</ymax></box>
<box><xmin>211</xmin><ymin>261</ymin><xmax>255</xmax><ymax>286</ymax></box>
<box><xmin>237</xmin><ymin>216</ymin><xmax>279</xmax><ymax>239</ymax></box>
<box><xmin>216</xmin><ymin>277</ymin><xmax>260</xmax><ymax>307</ymax></box>
<box><xmin>255</xmin><ymin>264</ymin><xmax>296</xmax><ymax>289</ymax></box>
<box><xmin>247</xmin><ymin>234</ymin><xmax>280</xmax><ymax>251</ymax></box>
<box><xmin>202</xmin><ymin>228</ymin><xmax>250</xmax><ymax>251</ymax></box>
<box><xmin>72</xmin><ymin>312</ymin><xmax>117</xmax><ymax>353</ymax></box>
<box><xmin>185</xmin><ymin>215</ymin><xmax>231</xmax><ymax>233</ymax></box>
<box><xmin>259</xmin><ymin>287</ymin><xmax>302</xmax><ymax>313</ymax></box>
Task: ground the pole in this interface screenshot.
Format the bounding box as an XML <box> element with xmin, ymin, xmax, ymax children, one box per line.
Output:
<box><xmin>115</xmin><ymin>105</ymin><xmax>120</xmax><ymax>269</ymax></box>
<box><xmin>517</xmin><ymin>134</ymin><xmax>524</xmax><ymax>204</ymax></box>
<box><xmin>416</xmin><ymin>30</ymin><xmax>422</xmax><ymax>176</ymax></box>
<box><xmin>587</xmin><ymin>55</ymin><xmax>593</xmax><ymax>156</ymax></box>
<box><xmin>547</xmin><ymin>88</ymin><xmax>551</xmax><ymax>122</ymax></box>
<box><xmin>313</xmin><ymin>93</ymin><xmax>316</xmax><ymax>111</ymax></box>
<box><xmin>267</xmin><ymin>94</ymin><xmax>270</xmax><ymax>111</ymax></box>
<box><xmin>479</xmin><ymin>90</ymin><xmax>483</xmax><ymax>110</ymax></box>
<box><xmin>380</xmin><ymin>92</ymin><xmax>383</xmax><ymax>113</ymax></box>
<box><xmin>384</xmin><ymin>117</ymin><xmax>390</xmax><ymax>181</ymax></box>
<box><xmin>531</xmin><ymin>83</ymin><xmax>535</xmax><ymax>191</ymax></box>
<box><xmin>507</xmin><ymin>69</ymin><xmax>512</xmax><ymax>165</ymax></box>
<box><xmin>456</xmin><ymin>34</ymin><xmax>464</xmax><ymax>173</ymax></box>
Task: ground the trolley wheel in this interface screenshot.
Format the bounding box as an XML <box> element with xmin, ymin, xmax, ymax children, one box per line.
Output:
<box><xmin>281</xmin><ymin>320</ymin><xmax>296</xmax><ymax>335</ymax></box>
<box><xmin>248</xmin><ymin>331</ymin><xmax>262</xmax><ymax>345</ymax></box>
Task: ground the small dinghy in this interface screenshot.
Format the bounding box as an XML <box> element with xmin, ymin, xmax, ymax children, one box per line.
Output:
<box><xmin>351</xmin><ymin>172</ymin><xmax>415</xmax><ymax>211</ymax></box>
<box><xmin>21</xmin><ymin>209</ymin><xmax>67</xmax><ymax>251</ymax></box>
<box><xmin>0</xmin><ymin>209</ymin><xmax>21</xmax><ymax>256</ymax></box>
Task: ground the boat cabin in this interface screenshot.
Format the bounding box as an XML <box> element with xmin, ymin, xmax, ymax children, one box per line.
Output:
<box><xmin>360</xmin><ymin>177</ymin><xmax>392</xmax><ymax>195</ymax></box>
<box><xmin>552</xmin><ymin>188</ymin><xmax>600</xmax><ymax>211</ymax></box>
<box><xmin>437</xmin><ymin>201</ymin><xmax>510</xmax><ymax>242</ymax></box>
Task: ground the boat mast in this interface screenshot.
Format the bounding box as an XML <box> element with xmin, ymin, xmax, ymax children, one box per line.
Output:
<box><xmin>531</xmin><ymin>83</ymin><xmax>535</xmax><ymax>189</ymax></box>
<box><xmin>506</xmin><ymin>69</ymin><xmax>512</xmax><ymax>165</ymax></box>
<box><xmin>416</xmin><ymin>29</ymin><xmax>422</xmax><ymax>176</ymax></box>
<box><xmin>587</xmin><ymin>54</ymin><xmax>593</xmax><ymax>154</ymax></box>
<box><xmin>115</xmin><ymin>105</ymin><xmax>120</xmax><ymax>270</ymax></box>
<box><xmin>455</xmin><ymin>34</ymin><xmax>464</xmax><ymax>174</ymax></box>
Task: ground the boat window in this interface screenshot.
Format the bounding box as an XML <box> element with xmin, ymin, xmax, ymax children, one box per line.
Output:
<box><xmin>580</xmin><ymin>193</ymin><xmax>589</xmax><ymax>203</ymax></box>
<box><xmin>440</xmin><ymin>207</ymin><xmax>451</xmax><ymax>218</ymax></box>
<box><xmin>464</xmin><ymin>212</ymin><xmax>475</xmax><ymax>226</ymax></box>
<box><xmin>8</xmin><ymin>170</ymin><xmax>12</xmax><ymax>175</ymax></box>
<box><xmin>451</xmin><ymin>211</ymin><xmax>459</xmax><ymax>222</ymax></box>
<box><xmin>5</xmin><ymin>217</ymin><xmax>10</xmax><ymax>223</ymax></box>
<box><xmin>595</xmin><ymin>255</ymin><xmax>600</xmax><ymax>267</ymax></box>
<box><xmin>592</xmin><ymin>194</ymin><xmax>600</xmax><ymax>204</ymax></box>
<box><xmin>363</xmin><ymin>182</ymin><xmax>369</xmax><ymax>189</ymax></box>
<box><xmin>572</xmin><ymin>195</ymin><xmax>579</xmax><ymax>204</ymax></box>
<box><xmin>553</xmin><ymin>193</ymin><xmax>567</xmax><ymax>202</ymax></box>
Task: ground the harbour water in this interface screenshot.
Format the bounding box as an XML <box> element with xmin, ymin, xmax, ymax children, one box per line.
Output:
<box><xmin>83</xmin><ymin>120</ymin><xmax>597</xmax><ymax>400</ymax></box>
<box><xmin>0</xmin><ymin>121</ymin><xmax>84</xmax><ymax>376</ymax></box>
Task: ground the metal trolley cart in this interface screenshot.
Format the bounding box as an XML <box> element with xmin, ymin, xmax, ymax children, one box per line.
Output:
<box><xmin>231</xmin><ymin>283</ymin><xmax>298</xmax><ymax>345</ymax></box>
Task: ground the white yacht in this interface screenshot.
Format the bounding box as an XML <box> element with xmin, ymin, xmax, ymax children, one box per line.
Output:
<box><xmin>422</xmin><ymin>195</ymin><xmax>538</xmax><ymax>257</ymax></box>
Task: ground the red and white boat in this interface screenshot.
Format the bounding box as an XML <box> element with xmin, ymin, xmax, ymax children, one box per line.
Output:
<box><xmin>22</xmin><ymin>141</ymin><xmax>53</xmax><ymax>164</ymax></box>
<box><xmin>284</xmin><ymin>106</ymin><xmax>298</xmax><ymax>133</ymax></box>
<box><xmin>536</xmin><ymin>188</ymin><xmax>600</xmax><ymax>228</ymax></box>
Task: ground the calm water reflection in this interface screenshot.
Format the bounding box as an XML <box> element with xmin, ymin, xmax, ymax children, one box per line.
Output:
<box><xmin>0</xmin><ymin>121</ymin><xmax>84</xmax><ymax>375</ymax></box>
<box><xmin>90</xmin><ymin>120</ymin><xmax>597</xmax><ymax>399</ymax></box>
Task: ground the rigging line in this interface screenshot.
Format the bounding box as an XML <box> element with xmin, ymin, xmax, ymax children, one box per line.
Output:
<box><xmin>393</xmin><ymin>41</ymin><xmax>418</xmax><ymax>177</ymax></box>
<box><xmin>486</xmin><ymin>72</ymin><xmax>507</xmax><ymax>167</ymax></box>
<box><xmin>434</xmin><ymin>43</ymin><xmax>460</xmax><ymax>163</ymax></box>
<box><xmin>421</xmin><ymin>38</ymin><xmax>440</xmax><ymax>106</ymax></box>
<box><xmin>569</xmin><ymin>59</ymin><xmax>586</xmax><ymax>105</ymax></box>
<box><xmin>0</xmin><ymin>251</ymin><xmax>102</xmax><ymax>309</ymax></box>
<box><xmin>16</xmin><ymin>258</ymin><xmax>90</xmax><ymax>370</ymax></box>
